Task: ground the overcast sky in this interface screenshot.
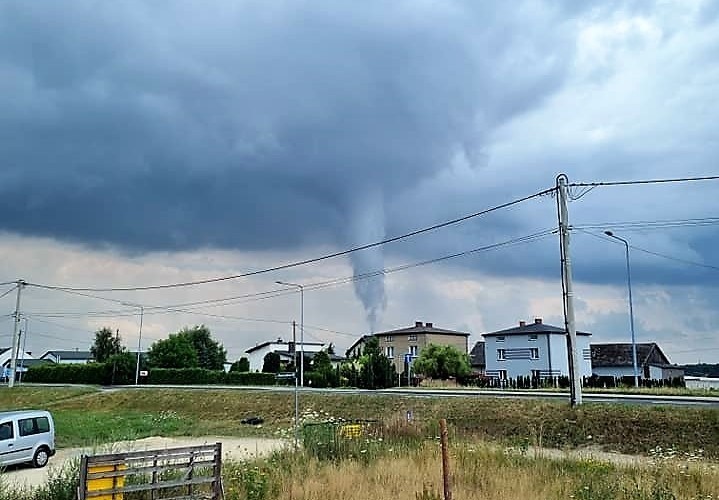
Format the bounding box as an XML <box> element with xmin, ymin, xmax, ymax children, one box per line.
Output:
<box><xmin>1</xmin><ymin>0</ymin><xmax>717</xmax><ymax>365</ymax></box>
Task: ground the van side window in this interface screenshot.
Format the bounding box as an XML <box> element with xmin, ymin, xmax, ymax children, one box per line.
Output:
<box><xmin>0</xmin><ymin>422</ymin><xmax>13</xmax><ymax>441</ymax></box>
<box><xmin>18</xmin><ymin>417</ymin><xmax>50</xmax><ymax>437</ymax></box>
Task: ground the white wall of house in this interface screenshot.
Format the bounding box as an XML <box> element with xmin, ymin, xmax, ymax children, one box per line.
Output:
<box><xmin>685</xmin><ymin>377</ymin><xmax>719</xmax><ymax>390</ymax></box>
<box><xmin>246</xmin><ymin>342</ymin><xmax>325</xmax><ymax>372</ymax></box>
<box><xmin>484</xmin><ymin>334</ymin><xmax>591</xmax><ymax>379</ymax></box>
<box><xmin>0</xmin><ymin>350</ymin><xmax>35</xmax><ymax>367</ymax></box>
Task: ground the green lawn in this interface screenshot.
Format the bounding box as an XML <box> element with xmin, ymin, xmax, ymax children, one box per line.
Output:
<box><xmin>1</xmin><ymin>386</ymin><xmax>719</xmax><ymax>457</ymax></box>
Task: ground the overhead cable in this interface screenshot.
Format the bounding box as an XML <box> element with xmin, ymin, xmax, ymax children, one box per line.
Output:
<box><xmin>25</xmin><ymin>187</ymin><xmax>556</xmax><ymax>292</ymax></box>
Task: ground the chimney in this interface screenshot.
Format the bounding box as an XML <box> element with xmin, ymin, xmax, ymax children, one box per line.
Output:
<box><xmin>415</xmin><ymin>321</ymin><xmax>422</xmax><ymax>327</ymax></box>
<box><xmin>425</xmin><ymin>322</ymin><xmax>433</xmax><ymax>328</ymax></box>
<box><xmin>534</xmin><ymin>318</ymin><xmax>542</xmax><ymax>325</ymax></box>
<box><xmin>519</xmin><ymin>321</ymin><xmax>526</xmax><ymax>327</ymax></box>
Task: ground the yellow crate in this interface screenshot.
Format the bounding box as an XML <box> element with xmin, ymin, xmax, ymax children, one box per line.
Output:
<box><xmin>339</xmin><ymin>423</ymin><xmax>362</xmax><ymax>438</ymax></box>
<box><xmin>87</xmin><ymin>463</ymin><xmax>126</xmax><ymax>500</ymax></box>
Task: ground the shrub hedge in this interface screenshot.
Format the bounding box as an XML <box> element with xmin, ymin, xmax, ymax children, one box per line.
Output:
<box><xmin>24</xmin><ymin>363</ymin><xmax>276</xmax><ymax>386</ymax></box>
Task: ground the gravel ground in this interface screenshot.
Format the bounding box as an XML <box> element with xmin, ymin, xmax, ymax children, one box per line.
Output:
<box><xmin>2</xmin><ymin>436</ymin><xmax>287</xmax><ymax>489</ymax></box>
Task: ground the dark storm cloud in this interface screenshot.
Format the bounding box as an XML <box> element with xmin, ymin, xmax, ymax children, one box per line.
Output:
<box><xmin>1</xmin><ymin>0</ymin><xmax>718</xmax><ymax>300</ymax></box>
<box><xmin>0</xmin><ymin>1</ymin><xmax>573</xmax><ymax>248</ymax></box>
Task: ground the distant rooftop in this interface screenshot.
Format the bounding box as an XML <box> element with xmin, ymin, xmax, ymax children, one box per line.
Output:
<box><xmin>483</xmin><ymin>318</ymin><xmax>591</xmax><ymax>337</ymax></box>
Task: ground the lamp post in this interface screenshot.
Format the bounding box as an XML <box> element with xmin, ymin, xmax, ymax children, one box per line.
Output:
<box><xmin>276</xmin><ymin>281</ymin><xmax>304</xmax><ymax>387</ymax></box>
<box><xmin>123</xmin><ymin>302</ymin><xmax>144</xmax><ymax>385</ymax></box>
<box><xmin>604</xmin><ymin>231</ymin><xmax>640</xmax><ymax>388</ymax></box>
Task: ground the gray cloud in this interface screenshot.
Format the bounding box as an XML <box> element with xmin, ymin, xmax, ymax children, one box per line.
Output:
<box><xmin>1</xmin><ymin>0</ymin><xmax>718</xmax><ymax>318</ymax></box>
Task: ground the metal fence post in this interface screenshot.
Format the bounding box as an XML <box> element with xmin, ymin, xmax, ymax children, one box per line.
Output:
<box><xmin>214</xmin><ymin>442</ymin><xmax>223</xmax><ymax>500</ymax></box>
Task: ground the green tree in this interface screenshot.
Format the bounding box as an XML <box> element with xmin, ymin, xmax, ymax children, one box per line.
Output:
<box><xmin>262</xmin><ymin>352</ymin><xmax>281</xmax><ymax>373</ymax></box>
<box><xmin>230</xmin><ymin>357</ymin><xmax>250</xmax><ymax>372</ymax></box>
<box><xmin>358</xmin><ymin>337</ymin><xmax>396</xmax><ymax>389</ymax></box>
<box><xmin>90</xmin><ymin>327</ymin><xmax>123</xmax><ymax>362</ymax></box>
<box><xmin>147</xmin><ymin>334</ymin><xmax>199</xmax><ymax>368</ymax></box>
<box><xmin>309</xmin><ymin>350</ymin><xmax>339</xmax><ymax>387</ymax></box>
<box><xmin>106</xmin><ymin>352</ymin><xmax>139</xmax><ymax>385</ymax></box>
<box><xmin>412</xmin><ymin>344</ymin><xmax>471</xmax><ymax>380</ymax></box>
<box><xmin>176</xmin><ymin>325</ymin><xmax>227</xmax><ymax>370</ymax></box>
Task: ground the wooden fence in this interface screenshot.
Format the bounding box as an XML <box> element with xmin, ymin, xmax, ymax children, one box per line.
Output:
<box><xmin>77</xmin><ymin>443</ymin><xmax>223</xmax><ymax>500</ymax></box>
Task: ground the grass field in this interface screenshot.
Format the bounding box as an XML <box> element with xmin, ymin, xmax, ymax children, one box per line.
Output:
<box><xmin>2</xmin><ymin>386</ymin><xmax>719</xmax><ymax>499</ymax></box>
<box><xmin>1</xmin><ymin>386</ymin><xmax>719</xmax><ymax>456</ymax></box>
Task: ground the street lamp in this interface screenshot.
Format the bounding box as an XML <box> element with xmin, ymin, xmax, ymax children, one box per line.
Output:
<box><xmin>604</xmin><ymin>231</ymin><xmax>640</xmax><ymax>388</ymax></box>
<box><xmin>123</xmin><ymin>302</ymin><xmax>145</xmax><ymax>385</ymax></box>
<box><xmin>275</xmin><ymin>281</ymin><xmax>304</xmax><ymax>387</ymax></box>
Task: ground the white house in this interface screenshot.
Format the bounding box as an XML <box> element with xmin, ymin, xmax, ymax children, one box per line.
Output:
<box><xmin>40</xmin><ymin>349</ymin><xmax>93</xmax><ymax>364</ymax></box>
<box><xmin>590</xmin><ymin>343</ymin><xmax>684</xmax><ymax>380</ymax></box>
<box><xmin>244</xmin><ymin>339</ymin><xmax>326</xmax><ymax>372</ymax></box>
<box><xmin>482</xmin><ymin>318</ymin><xmax>592</xmax><ymax>380</ymax></box>
<box><xmin>0</xmin><ymin>348</ymin><xmax>36</xmax><ymax>369</ymax></box>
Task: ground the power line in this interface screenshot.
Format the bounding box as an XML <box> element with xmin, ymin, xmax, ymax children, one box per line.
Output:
<box><xmin>575</xmin><ymin>229</ymin><xmax>719</xmax><ymax>272</ymax></box>
<box><xmin>569</xmin><ymin>175</ymin><xmax>719</xmax><ymax>187</ymax></box>
<box><xmin>25</xmin><ymin>187</ymin><xmax>556</xmax><ymax>292</ymax></box>
<box><xmin>26</xmin><ymin>229</ymin><xmax>555</xmax><ymax>319</ymax></box>
<box><xmin>0</xmin><ymin>285</ymin><xmax>18</xmax><ymax>301</ymax></box>
<box><xmin>574</xmin><ymin>217</ymin><xmax>719</xmax><ymax>231</ymax></box>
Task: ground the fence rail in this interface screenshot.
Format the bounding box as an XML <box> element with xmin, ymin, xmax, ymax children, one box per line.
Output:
<box><xmin>77</xmin><ymin>443</ymin><xmax>223</xmax><ymax>500</ymax></box>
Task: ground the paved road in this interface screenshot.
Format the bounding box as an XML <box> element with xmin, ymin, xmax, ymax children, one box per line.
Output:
<box><xmin>102</xmin><ymin>384</ymin><xmax>719</xmax><ymax>407</ymax></box>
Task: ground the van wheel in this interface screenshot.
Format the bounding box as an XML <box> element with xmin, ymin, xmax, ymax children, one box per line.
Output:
<box><xmin>32</xmin><ymin>447</ymin><xmax>50</xmax><ymax>468</ymax></box>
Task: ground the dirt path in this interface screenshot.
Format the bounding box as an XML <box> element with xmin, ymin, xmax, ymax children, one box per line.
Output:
<box><xmin>2</xmin><ymin>436</ymin><xmax>287</xmax><ymax>489</ymax></box>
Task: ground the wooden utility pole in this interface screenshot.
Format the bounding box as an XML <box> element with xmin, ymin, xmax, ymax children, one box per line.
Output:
<box><xmin>439</xmin><ymin>419</ymin><xmax>453</xmax><ymax>500</ymax></box>
<box><xmin>557</xmin><ymin>174</ymin><xmax>583</xmax><ymax>405</ymax></box>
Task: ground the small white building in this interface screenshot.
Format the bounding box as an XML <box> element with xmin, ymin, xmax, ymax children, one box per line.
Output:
<box><xmin>40</xmin><ymin>349</ymin><xmax>94</xmax><ymax>364</ymax></box>
<box><xmin>0</xmin><ymin>347</ymin><xmax>36</xmax><ymax>370</ymax></box>
<box><xmin>685</xmin><ymin>377</ymin><xmax>719</xmax><ymax>390</ymax></box>
<box><xmin>244</xmin><ymin>339</ymin><xmax>326</xmax><ymax>372</ymax></box>
<box><xmin>482</xmin><ymin>318</ymin><xmax>592</xmax><ymax>380</ymax></box>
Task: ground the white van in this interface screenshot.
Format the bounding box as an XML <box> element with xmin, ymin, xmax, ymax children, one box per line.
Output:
<box><xmin>0</xmin><ymin>410</ymin><xmax>56</xmax><ymax>468</ymax></box>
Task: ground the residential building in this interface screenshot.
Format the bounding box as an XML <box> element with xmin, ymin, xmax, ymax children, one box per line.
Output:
<box><xmin>0</xmin><ymin>347</ymin><xmax>35</xmax><ymax>368</ymax></box>
<box><xmin>244</xmin><ymin>338</ymin><xmax>326</xmax><ymax>372</ymax></box>
<box><xmin>40</xmin><ymin>350</ymin><xmax>93</xmax><ymax>364</ymax></box>
<box><xmin>469</xmin><ymin>341</ymin><xmax>485</xmax><ymax>375</ymax></box>
<box><xmin>0</xmin><ymin>348</ymin><xmax>36</xmax><ymax>373</ymax></box>
<box><xmin>482</xmin><ymin>318</ymin><xmax>592</xmax><ymax>380</ymax></box>
<box><xmin>590</xmin><ymin>343</ymin><xmax>684</xmax><ymax>380</ymax></box>
<box><xmin>346</xmin><ymin>322</ymin><xmax>470</xmax><ymax>373</ymax></box>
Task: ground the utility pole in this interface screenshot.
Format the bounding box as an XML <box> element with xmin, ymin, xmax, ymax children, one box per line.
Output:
<box><xmin>292</xmin><ymin>320</ymin><xmax>299</xmax><ymax>450</ymax></box>
<box><xmin>556</xmin><ymin>175</ymin><xmax>583</xmax><ymax>406</ymax></box>
<box><xmin>134</xmin><ymin>306</ymin><xmax>144</xmax><ymax>385</ymax></box>
<box><xmin>8</xmin><ymin>280</ymin><xmax>25</xmax><ymax>388</ymax></box>
<box><xmin>18</xmin><ymin>317</ymin><xmax>28</xmax><ymax>384</ymax></box>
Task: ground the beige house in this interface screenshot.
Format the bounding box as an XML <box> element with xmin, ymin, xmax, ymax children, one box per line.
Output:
<box><xmin>345</xmin><ymin>321</ymin><xmax>470</xmax><ymax>373</ymax></box>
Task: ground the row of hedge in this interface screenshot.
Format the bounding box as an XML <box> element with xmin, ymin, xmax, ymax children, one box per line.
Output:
<box><xmin>23</xmin><ymin>363</ymin><xmax>276</xmax><ymax>386</ymax></box>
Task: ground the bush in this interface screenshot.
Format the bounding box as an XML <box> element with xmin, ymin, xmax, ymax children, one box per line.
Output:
<box><xmin>147</xmin><ymin>368</ymin><xmax>276</xmax><ymax>386</ymax></box>
<box><xmin>24</xmin><ymin>363</ymin><xmax>108</xmax><ymax>385</ymax></box>
<box><xmin>224</xmin><ymin>371</ymin><xmax>276</xmax><ymax>386</ymax></box>
<box><xmin>147</xmin><ymin>368</ymin><xmax>226</xmax><ymax>385</ymax></box>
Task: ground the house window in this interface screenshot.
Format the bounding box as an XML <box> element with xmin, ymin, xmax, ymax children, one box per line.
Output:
<box><xmin>385</xmin><ymin>336</ymin><xmax>394</xmax><ymax>342</ymax></box>
<box><xmin>498</xmin><ymin>370</ymin><xmax>507</xmax><ymax>380</ymax></box>
<box><xmin>497</xmin><ymin>349</ymin><xmax>506</xmax><ymax>361</ymax></box>
<box><xmin>409</xmin><ymin>345</ymin><xmax>418</xmax><ymax>357</ymax></box>
<box><xmin>497</xmin><ymin>336</ymin><xmax>506</xmax><ymax>342</ymax></box>
<box><xmin>529</xmin><ymin>334</ymin><xmax>538</xmax><ymax>341</ymax></box>
<box><xmin>386</xmin><ymin>346</ymin><xmax>394</xmax><ymax>358</ymax></box>
<box><xmin>408</xmin><ymin>334</ymin><xmax>417</xmax><ymax>342</ymax></box>
<box><xmin>530</xmin><ymin>348</ymin><xmax>539</xmax><ymax>360</ymax></box>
